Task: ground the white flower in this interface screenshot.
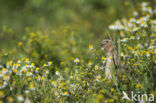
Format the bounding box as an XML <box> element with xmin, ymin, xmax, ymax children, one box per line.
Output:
<box><xmin>109</xmin><ymin>24</ymin><xmax>116</xmax><ymax>30</ymax></box>
<box><xmin>149</xmin><ymin>45</ymin><xmax>155</xmax><ymax>49</ymax></box>
<box><xmin>133</xmin><ymin>11</ymin><xmax>138</xmax><ymax>16</ymax></box>
<box><xmin>74</xmin><ymin>58</ymin><xmax>80</xmax><ymax>64</ymax></box>
<box><xmin>146</xmin><ymin>52</ymin><xmax>150</xmax><ymax>57</ymax></box>
<box><xmin>89</xmin><ymin>45</ymin><xmax>94</xmax><ymax>51</ymax></box>
<box><xmin>141</xmin><ymin>2</ymin><xmax>148</xmax><ymax>7</ymax></box>
<box><xmin>120</xmin><ymin>53</ymin><xmax>124</xmax><ymax>57</ymax></box>
<box><xmin>17</xmin><ymin>95</ymin><xmax>24</xmax><ymax>102</ymax></box>
<box><xmin>121</xmin><ymin>38</ymin><xmax>129</xmax><ymax>42</ymax></box>
<box><xmin>132</xmin><ymin>26</ymin><xmax>139</xmax><ymax>32</ymax></box>
<box><xmin>95</xmin><ymin>75</ymin><xmax>101</xmax><ymax>82</ymax></box>
<box><xmin>130</xmin><ymin>18</ymin><xmax>136</xmax><ymax>23</ymax></box>
<box><xmin>55</xmin><ymin>71</ymin><xmax>61</xmax><ymax>76</ymax></box>
<box><xmin>137</xmin><ymin>36</ymin><xmax>140</xmax><ymax>40</ymax></box>
<box><xmin>0</xmin><ymin>65</ymin><xmax>3</xmax><ymax>68</ymax></box>
<box><xmin>25</xmin><ymin>90</ymin><xmax>30</xmax><ymax>94</ymax></box>
<box><xmin>145</xmin><ymin>43</ymin><xmax>148</xmax><ymax>46</ymax></box>
<box><xmin>0</xmin><ymin>81</ymin><xmax>8</xmax><ymax>89</ymax></box>
<box><xmin>94</xmin><ymin>65</ymin><xmax>99</xmax><ymax>70</ymax></box>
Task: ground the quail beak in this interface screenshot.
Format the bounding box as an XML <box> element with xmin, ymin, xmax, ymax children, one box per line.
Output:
<box><xmin>100</xmin><ymin>43</ymin><xmax>105</xmax><ymax>46</ymax></box>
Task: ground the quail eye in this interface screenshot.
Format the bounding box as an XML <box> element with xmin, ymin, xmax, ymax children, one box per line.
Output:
<box><xmin>106</xmin><ymin>41</ymin><xmax>108</xmax><ymax>43</ymax></box>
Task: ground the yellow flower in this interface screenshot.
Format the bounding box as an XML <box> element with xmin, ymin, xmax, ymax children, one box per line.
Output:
<box><xmin>3</xmin><ymin>75</ymin><xmax>8</xmax><ymax>80</ymax></box>
<box><xmin>43</xmin><ymin>64</ymin><xmax>47</xmax><ymax>66</ymax></box>
<box><xmin>2</xmin><ymin>68</ymin><xmax>6</xmax><ymax>71</ymax></box>
<box><xmin>29</xmin><ymin>82</ymin><xmax>35</xmax><ymax>90</ymax></box>
<box><xmin>31</xmin><ymin>63</ymin><xmax>35</xmax><ymax>66</ymax></box>
<box><xmin>110</xmin><ymin>88</ymin><xmax>114</xmax><ymax>92</ymax></box>
<box><xmin>41</xmin><ymin>76</ymin><xmax>45</xmax><ymax>80</ymax></box>
<box><xmin>55</xmin><ymin>92</ymin><xmax>59</xmax><ymax>97</ymax></box>
<box><xmin>151</xmin><ymin>33</ymin><xmax>156</xmax><ymax>37</ymax></box>
<box><xmin>89</xmin><ymin>45</ymin><xmax>93</xmax><ymax>51</ymax></box>
<box><xmin>101</xmin><ymin>56</ymin><xmax>106</xmax><ymax>61</ymax></box>
<box><xmin>136</xmin><ymin>83</ymin><xmax>142</xmax><ymax>88</ymax></box>
<box><xmin>0</xmin><ymin>91</ymin><xmax>4</xmax><ymax>97</ymax></box>
<box><xmin>36</xmin><ymin>67</ymin><xmax>39</xmax><ymax>71</ymax></box>
<box><xmin>88</xmin><ymin>61</ymin><xmax>92</xmax><ymax>66</ymax></box>
<box><xmin>2</xmin><ymin>25</ymin><xmax>7</xmax><ymax>31</ymax></box>
<box><xmin>60</xmin><ymin>62</ymin><xmax>64</xmax><ymax>66</ymax></box>
<box><xmin>94</xmin><ymin>65</ymin><xmax>98</xmax><ymax>70</ymax></box>
<box><xmin>7</xmin><ymin>97</ymin><xmax>14</xmax><ymax>102</ymax></box>
<box><xmin>18</xmin><ymin>42</ymin><xmax>23</xmax><ymax>47</ymax></box>
<box><xmin>74</xmin><ymin>58</ymin><xmax>80</xmax><ymax>64</ymax></box>
<box><xmin>64</xmin><ymin>91</ymin><xmax>69</xmax><ymax>95</ymax></box>
<box><xmin>52</xmin><ymin>81</ymin><xmax>57</xmax><ymax>86</ymax></box>
<box><xmin>130</xmin><ymin>36</ymin><xmax>134</xmax><ymax>39</ymax></box>
<box><xmin>48</xmin><ymin>61</ymin><xmax>53</xmax><ymax>65</ymax></box>
<box><xmin>96</xmin><ymin>94</ymin><xmax>104</xmax><ymax>102</ymax></box>
<box><xmin>30</xmin><ymin>32</ymin><xmax>36</xmax><ymax>38</ymax></box>
<box><xmin>99</xmin><ymin>89</ymin><xmax>105</xmax><ymax>94</ymax></box>
<box><xmin>109</xmin><ymin>56</ymin><xmax>112</xmax><ymax>59</ymax></box>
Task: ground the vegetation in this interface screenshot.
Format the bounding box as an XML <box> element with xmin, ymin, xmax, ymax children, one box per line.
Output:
<box><xmin>0</xmin><ymin>0</ymin><xmax>155</xmax><ymax>103</ymax></box>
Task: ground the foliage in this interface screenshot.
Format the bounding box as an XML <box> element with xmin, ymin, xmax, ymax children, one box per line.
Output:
<box><xmin>0</xmin><ymin>0</ymin><xmax>156</xmax><ymax>103</ymax></box>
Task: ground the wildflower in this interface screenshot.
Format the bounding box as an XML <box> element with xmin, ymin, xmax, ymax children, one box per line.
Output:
<box><xmin>136</xmin><ymin>83</ymin><xmax>142</xmax><ymax>88</ymax></box>
<box><xmin>63</xmin><ymin>91</ymin><xmax>69</xmax><ymax>96</ymax></box>
<box><xmin>120</xmin><ymin>31</ymin><xmax>125</xmax><ymax>37</ymax></box>
<box><xmin>41</xmin><ymin>76</ymin><xmax>45</xmax><ymax>80</ymax></box>
<box><xmin>96</xmin><ymin>75</ymin><xmax>101</xmax><ymax>81</ymax></box>
<box><xmin>146</xmin><ymin>52</ymin><xmax>150</xmax><ymax>57</ymax></box>
<box><xmin>17</xmin><ymin>95</ymin><xmax>24</xmax><ymax>102</ymax></box>
<box><xmin>149</xmin><ymin>45</ymin><xmax>155</xmax><ymax>49</ymax></box>
<box><xmin>0</xmin><ymin>91</ymin><xmax>4</xmax><ymax>97</ymax></box>
<box><xmin>0</xmin><ymin>82</ymin><xmax>7</xmax><ymax>89</ymax></box>
<box><xmin>55</xmin><ymin>92</ymin><xmax>60</xmax><ymax>98</ymax></box>
<box><xmin>137</xmin><ymin>36</ymin><xmax>140</xmax><ymax>40</ymax></box>
<box><xmin>48</xmin><ymin>61</ymin><xmax>53</xmax><ymax>65</ymax></box>
<box><xmin>110</xmin><ymin>88</ymin><xmax>114</xmax><ymax>92</ymax></box>
<box><xmin>35</xmin><ymin>67</ymin><xmax>39</xmax><ymax>72</ymax></box>
<box><xmin>55</xmin><ymin>71</ymin><xmax>61</xmax><ymax>76</ymax></box>
<box><xmin>132</xmin><ymin>26</ymin><xmax>139</xmax><ymax>32</ymax></box>
<box><xmin>133</xmin><ymin>11</ymin><xmax>138</xmax><ymax>16</ymax></box>
<box><xmin>121</xmin><ymin>38</ymin><xmax>129</xmax><ymax>42</ymax></box>
<box><xmin>7</xmin><ymin>97</ymin><xmax>14</xmax><ymax>102</ymax></box>
<box><xmin>99</xmin><ymin>89</ymin><xmax>105</xmax><ymax>94</ymax></box>
<box><xmin>88</xmin><ymin>61</ymin><xmax>92</xmax><ymax>66</ymax></box>
<box><xmin>96</xmin><ymin>94</ymin><xmax>104</xmax><ymax>101</ymax></box>
<box><xmin>94</xmin><ymin>65</ymin><xmax>99</xmax><ymax>70</ymax></box>
<box><xmin>89</xmin><ymin>45</ymin><xmax>93</xmax><ymax>51</ymax></box>
<box><xmin>3</xmin><ymin>75</ymin><xmax>10</xmax><ymax>80</ymax></box>
<box><xmin>25</xmin><ymin>90</ymin><xmax>30</xmax><ymax>95</ymax></box>
<box><xmin>52</xmin><ymin>81</ymin><xmax>57</xmax><ymax>87</ymax></box>
<box><xmin>18</xmin><ymin>42</ymin><xmax>23</xmax><ymax>47</ymax></box>
<box><xmin>130</xmin><ymin>36</ymin><xmax>135</xmax><ymax>40</ymax></box>
<box><xmin>43</xmin><ymin>63</ymin><xmax>47</xmax><ymax>66</ymax></box>
<box><xmin>141</xmin><ymin>2</ymin><xmax>148</xmax><ymax>7</ymax></box>
<box><xmin>151</xmin><ymin>33</ymin><xmax>156</xmax><ymax>37</ymax></box>
<box><xmin>29</xmin><ymin>82</ymin><xmax>35</xmax><ymax>90</ymax></box>
<box><xmin>74</xmin><ymin>58</ymin><xmax>80</xmax><ymax>64</ymax></box>
<box><xmin>30</xmin><ymin>32</ymin><xmax>36</xmax><ymax>38</ymax></box>
<box><xmin>101</xmin><ymin>56</ymin><xmax>106</xmax><ymax>61</ymax></box>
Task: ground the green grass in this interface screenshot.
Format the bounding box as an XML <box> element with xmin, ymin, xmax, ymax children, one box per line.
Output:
<box><xmin>0</xmin><ymin>1</ymin><xmax>156</xmax><ymax>103</ymax></box>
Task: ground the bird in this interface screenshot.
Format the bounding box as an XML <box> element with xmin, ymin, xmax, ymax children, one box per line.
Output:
<box><xmin>100</xmin><ymin>39</ymin><xmax>119</xmax><ymax>80</ymax></box>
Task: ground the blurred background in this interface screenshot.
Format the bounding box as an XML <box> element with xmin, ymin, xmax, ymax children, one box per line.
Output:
<box><xmin>0</xmin><ymin>0</ymin><xmax>155</xmax><ymax>65</ymax></box>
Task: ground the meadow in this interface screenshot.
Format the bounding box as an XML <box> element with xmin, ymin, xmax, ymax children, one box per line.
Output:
<box><xmin>0</xmin><ymin>0</ymin><xmax>155</xmax><ymax>103</ymax></box>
